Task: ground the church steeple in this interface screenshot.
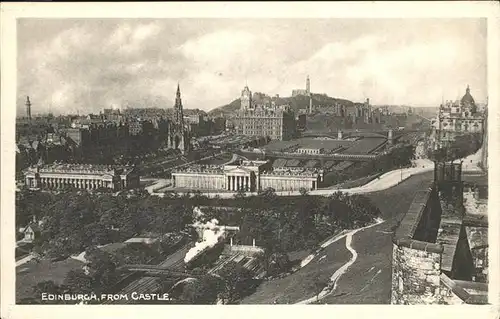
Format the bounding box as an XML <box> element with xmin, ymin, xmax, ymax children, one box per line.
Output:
<box><xmin>174</xmin><ymin>83</ymin><xmax>184</xmax><ymax>126</ymax></box>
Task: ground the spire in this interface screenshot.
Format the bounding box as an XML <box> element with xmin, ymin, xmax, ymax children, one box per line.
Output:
<box><xmin>174</xmin><ymin>83</ymin><xmax>184</xmax><ymax>126</ymax></box>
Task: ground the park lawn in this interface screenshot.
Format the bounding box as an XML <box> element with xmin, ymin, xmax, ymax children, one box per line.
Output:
<box><xmin>16</xmin><ymin>258</ymin><xmax>85</xmax><ymax>302</ymax></box>
<box><xmin>241</xmin><ymin>237</ymin><xmax>351</xmax><ymax>304</ymax></box>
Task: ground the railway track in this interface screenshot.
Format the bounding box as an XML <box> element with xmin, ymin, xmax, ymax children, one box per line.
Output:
<box><xmin>102</xmin><ymin>244</ymin><xmax>190</xmax><ymax>304</ymax></box>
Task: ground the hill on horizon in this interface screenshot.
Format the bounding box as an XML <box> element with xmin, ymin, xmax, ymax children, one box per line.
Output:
<box><xmin>208</xmin><ymin>93</ymin><xmax>357</xmax><ymax>117</ymax></box>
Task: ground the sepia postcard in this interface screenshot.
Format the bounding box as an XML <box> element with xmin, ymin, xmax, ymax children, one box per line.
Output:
<box><xmin>1</xmin><ymin>2</ymin><xmax>499</xmax><ymax>319</ymax></box>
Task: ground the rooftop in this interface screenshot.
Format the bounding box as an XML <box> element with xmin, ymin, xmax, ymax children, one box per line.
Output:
<box><xmin>436</xmin><ymin>217</ymin><xmax>462</xmax><ymax>272</ymax></box>
<box><xmin>173</xmin><ymin>164</ymin><xmax>224</xmax><ymax>174</ymax></box>
<box><xmin>26</xmin><ymin>163</ymin><xmax>135</xmax><ymax>175</ymax></box>
<box><xmin>262</xmin><ymin>167</ymin><xmax>323</xmax><ymax>177</ymax></box>
<box><xmin>464</xmin><ymin>226</ymin><xmax>488</xmax><ymax>250</ymax></box>
<box><xmin>394</xmin><ymin>188</ymin><xmax>433</xmax><ymax>240</ymax></box>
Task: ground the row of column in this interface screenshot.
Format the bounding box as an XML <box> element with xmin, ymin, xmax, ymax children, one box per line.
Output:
<box><xmin>38</xmin><ymin>177</ymin><xmax>107</xmax><ymax>190</ymax></box>
<box><xmin>180</xmin><ymin>175</ymin><xmax>224</xmax><ymax>190</ymax></box>
<box><xmin>260</xmin><ymin>178</ymin><xmax>318</xmax><ymax>191</ymax></box>
<box><xmin>227</xmin><ymin>175</ymin><xmax>250</xmax><ymax>191</ymax></box>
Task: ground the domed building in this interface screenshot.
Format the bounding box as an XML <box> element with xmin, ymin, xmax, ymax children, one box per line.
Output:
<box><xmin>430</xmin><ymin>85</ymin><xmax>485</xmax><ymax>149</ymax></box>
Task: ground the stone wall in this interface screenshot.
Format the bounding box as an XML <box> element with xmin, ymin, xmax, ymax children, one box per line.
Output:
<box><xmin>391</xmin><ymin>240</ymin><xmax>445</xmax><ymax>304</ymax></box>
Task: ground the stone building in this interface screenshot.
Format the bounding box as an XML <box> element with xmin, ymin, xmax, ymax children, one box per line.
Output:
<box><xmin>24</xmin><ymin>163</ymin><xmax>140</xmax><ymax>191</ymax></box>
<box><xmin>171</xmin><ymin>159</ymin><xmax>323</xmax><ymax>192</ymax></box>
<box><xmin>236</xmin><ymin>84</ymin><xmax>296</xmax><ymax>141</ymax></box>
<box><xmin>480</xmin><ymin>104</ymin><xmax>488</xmax><ymax>171</ymax></box>
<box><xmin>166</xmin><ymin>84</ymin><xmax>191</xmax><ymax>154</ymax></box>
<box><xmin>391</xmin><ymin>162</ymin><xmax>488</xmax><ymax>305</ymax></box>
<box><xmin>430</xmin><ymin>85</ymin><xmax>485</xmax><ymax>149</ymax></box>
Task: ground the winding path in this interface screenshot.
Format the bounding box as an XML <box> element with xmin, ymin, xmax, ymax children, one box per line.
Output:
<box><xmin>295</xmin><ymin>219</ymin><xmax>385</xmax><ymax>304</ymax></box>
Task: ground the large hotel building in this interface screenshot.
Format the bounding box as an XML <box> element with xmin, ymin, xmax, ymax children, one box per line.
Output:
<box><xmin>172</xmin><ymin>159</ymin><xmax>324</xmax><ymax>192</ymax></box>
<box><xmin>24</xmin><ymin>163</ymin><xmax>140</xmax><ymax>191</ymax></box>
<box><xmin>233</xmin><ymin>85</ymin><xmax>297</xmax><ymax>141</ymax></box>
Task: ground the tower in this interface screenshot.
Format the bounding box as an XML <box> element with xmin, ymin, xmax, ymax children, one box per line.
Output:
<box><xmin>306</xmin><ymin>75</ymin><xmax>310</xmax><ymax>95</ymax></box>
<box><xmin>309</xmin><ymin>95</ymin><xmax>313</xmax><ymax>114</ymax></box>
<box><xmin>174</xmin><ymin>83</ymin><xmax>184</xmax><ymax>126</ymax></box>
<box><xmin>25</xmin><ymin>96</ymin><xmax>32</xmax><ymax>122</ymax></box>
<box><xmin>241</xmin><ymin>85</ymin><xmax>252</xmax><ymax>110</ymax></box>
<box><xmin>168</xmin><ymin>84</ymin><xmax>190</xmax><ymax>154</ymax></box>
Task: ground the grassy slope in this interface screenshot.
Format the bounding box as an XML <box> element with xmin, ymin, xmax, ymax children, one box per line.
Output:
<box><xmin>319</xmin><ymin>171</ymin><xmax>434</xmax><ymax>304</ymax></box>
<box><xmin>241</xmin><ymin>237</ymin><xmax>351</xmax><ymax>304</ymax></box>
<box><xmin>241</xmin><ymin>171</ymin><xmax>434</xmax><ymax>304</ymax></box>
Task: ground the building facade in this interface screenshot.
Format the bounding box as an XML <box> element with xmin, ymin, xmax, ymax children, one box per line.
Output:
<box><xmin>172</xmin><ymin>159</ymin><xmax>323</xmax><ymax>192</ymax></box>
<box><xmin>24</xmin><ymin>163</ymin><xmax>140</xmax><ymax>191</ymax></box>
<box><xmin>430</xmin><ymin>86</ymin><xmax>485</xmax><ymax>149</ymax></box>
<box><xmin>235</xmin><ymin>85</ymin><xmax>296</xmax><ymax>141</ymax></box>
<box><xmin>480</xmin><ymin>104</ymin><xmax>488</xmax><ymax>171</ymax></box>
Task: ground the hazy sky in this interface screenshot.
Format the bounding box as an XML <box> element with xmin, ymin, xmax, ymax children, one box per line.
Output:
<box><xmin>17</xmin><ymin>18</ymin><xmax>487</xmax><ymax>115</ymax></box>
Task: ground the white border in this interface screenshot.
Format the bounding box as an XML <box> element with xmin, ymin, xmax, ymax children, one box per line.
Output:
<box><xmin>1</xmin><ymin>2</ymin><xmax>499</xmax><ymax>319</ymax></box>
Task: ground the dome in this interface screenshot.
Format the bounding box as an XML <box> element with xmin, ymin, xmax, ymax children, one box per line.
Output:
<box><xmin>460</xmin><ymin>85</ymin><xmax>475</xmax><ymax>106</ymax></box>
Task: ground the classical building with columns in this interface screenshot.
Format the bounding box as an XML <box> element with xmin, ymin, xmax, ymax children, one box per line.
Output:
<box><xmin>171</xmin><ymin>159</ymin><xmax>323</xmax><ymax>192</ymax></box>
<box><xmin>24</xmin><ymin>163</ymin><xmax>139</xmax><ymax>191</ymax></box>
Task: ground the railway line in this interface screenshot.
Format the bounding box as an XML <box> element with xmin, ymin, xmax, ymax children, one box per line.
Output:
<box><xmin>102</xmin><ymin>243</ymin><xmax>191</xmax><ymax>304</ymax></box>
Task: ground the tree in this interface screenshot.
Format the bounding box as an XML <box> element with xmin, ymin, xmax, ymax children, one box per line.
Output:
<box><xmin>218</xmin><ymin>262</ymin><xmax>254</xmax><ymax>304</ymax></box>
<box><xmin>33</xmin><ymin>280</ymin><xmax>64</xmax><ymax>303</ymax></box>
<box><xmin>299</xmin><ymin>187</ymin><xmax>309</xmax><ymax>196</ymax></box>
<box><xmin>234</xmin><ymin>188</ymin><xmax>247</xmax><ymax>200</ymax></box>
<box><xmin>63</xmin><ymin>270</ymin><xmax>94</xmax><ymax>294</ymax></box>
<box><xmin>258</xmin><ymin>187</ymin><xmax>277</xmax><ymax>202</ymax></box>
<box><xmin>84</xmin><ymin>247</ymin><xmax>118</xmax><ymax>293</ymax></box>
<box><xmin>267</xmin><ymin>251</ymin><xmax>291</xmax><ymax>277</ymax></box>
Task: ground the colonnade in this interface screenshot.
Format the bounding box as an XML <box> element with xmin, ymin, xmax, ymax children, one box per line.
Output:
<box><xmin>227</xmin><ymin>175</ymin><xmax>250</xmax><ymax>191</ymax></box>
<box><xmin>259</xmin><ymin>176</ymin><xmax>318</xmax><ymax>192</ymax></box>
<box><xmin>27</xmin><ymin>176</ymin><xmax>111</xmax><ymax>190</ymax></box>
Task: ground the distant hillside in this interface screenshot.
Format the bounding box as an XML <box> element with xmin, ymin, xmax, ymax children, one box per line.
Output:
<box><xmin>208</xmin><ymin>93</ymin><xmax>356</xmax><ymax>117</ymax></box>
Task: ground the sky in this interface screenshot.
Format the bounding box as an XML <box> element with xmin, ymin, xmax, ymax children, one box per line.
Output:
<box><xmin>17</xmin><ymin>18</ymin><xmax>487</xmax><ymax>115</ymax></box>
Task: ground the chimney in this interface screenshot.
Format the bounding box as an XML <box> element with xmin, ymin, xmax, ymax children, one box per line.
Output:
<box><xmin>388</xmin><ymin>129</ymin><xmax>393</xmax><ymax>145</ymax></box>
<box><xmin>252</xmin><ymin>238</ymin><xmax>256</xmax><ymax>247</ymax></box>
<box><xmin>230</xmin><ymin>237</ymin><xmax>233</xmax><ymax>246</ymax></box>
